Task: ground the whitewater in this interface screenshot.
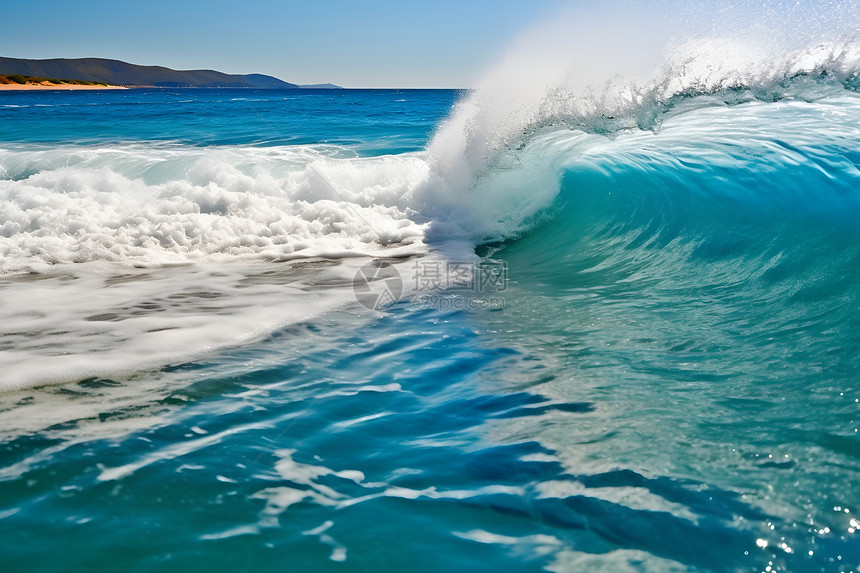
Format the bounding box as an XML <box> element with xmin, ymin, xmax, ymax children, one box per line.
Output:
<box><xmin>1</xmin><ymin>1</ymin><xmax>859</xmax><ymax>571</ymax></box>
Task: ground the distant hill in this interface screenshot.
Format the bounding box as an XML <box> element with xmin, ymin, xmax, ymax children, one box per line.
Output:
<box><xmin>298</xmin><ymin>83</ymin><xmax>343</xmax><ymax>89</ymax></box>
<box><xmin>0</xmin><ymin>57</ymin><xmax>340</xmax><ymax>89</ymax></box>
<box><xmin>239</xmin><ymin>73</ymin><xmax>295</xmax><ymax>89</ymax></box>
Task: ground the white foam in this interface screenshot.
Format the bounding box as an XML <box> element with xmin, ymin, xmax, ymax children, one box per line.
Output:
<box><xmin>0</xmin><ymin>144</ymin><xmax>429</xmax><ymax>272</ymax></box>
<box><xmin>0</xmin><ymin>256</ymin><xmax>431</xmax><ymax>392</ymax></box>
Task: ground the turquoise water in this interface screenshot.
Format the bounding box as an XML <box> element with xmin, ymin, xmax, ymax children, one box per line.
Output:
<box><xmin>2</xmin><ymin>48</ymin><xmax>860</xmax><ymax>573</ymax></box>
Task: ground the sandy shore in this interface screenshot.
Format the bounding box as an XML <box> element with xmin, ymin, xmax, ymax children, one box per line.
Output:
<box><xmin>0</xmin><ymin>83</ymin><xmax>126</xmax><ymax>91</ymax></box>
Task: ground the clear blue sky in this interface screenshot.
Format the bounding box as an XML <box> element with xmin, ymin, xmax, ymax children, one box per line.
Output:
<box><xmin>0</xmin><ymin>0</ymin><xmax>565</xmax><ymax>88</ymax></box>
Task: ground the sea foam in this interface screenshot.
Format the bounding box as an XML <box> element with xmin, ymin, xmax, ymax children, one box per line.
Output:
<box><xmin>0</xmin><ymin>144</ymin><xmax>429</xmax><ymax>273</ymax></box>
<box><xmin>0</xmin><ymin>143</ymin><xmax>436</xmax><ymax>391</ymax></box>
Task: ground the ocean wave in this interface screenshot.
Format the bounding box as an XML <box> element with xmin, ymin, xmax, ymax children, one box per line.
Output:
<box><xmin>3</xmin><ymin>36</ymin><xmax>859</xmax><ymax>272</ymax></box>
<box><xmin>501</xmin><ymin>93</ymin><xmax>860</xmax><ymax>278</ymax></box>
<box><xmin>3</xmin><ymin>85</ymin><xmax>857</xmax><ymax>275</ymax></box>
<box><xmin>417</xmin><ymin>32</ymin><xmax>860</xmax><ymax>245</ymax></box>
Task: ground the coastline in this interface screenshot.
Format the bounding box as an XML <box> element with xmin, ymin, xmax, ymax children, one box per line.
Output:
<box><xmin>0</xmin><ymin>83</ymin><xmax>126</xmax><ymax>91</ymax></box>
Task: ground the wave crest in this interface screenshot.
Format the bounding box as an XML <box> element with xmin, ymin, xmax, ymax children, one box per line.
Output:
<box><xmin>418</xmin><ymin>2</ymin><xmax>860</xmax><ymax>245</ymax></box>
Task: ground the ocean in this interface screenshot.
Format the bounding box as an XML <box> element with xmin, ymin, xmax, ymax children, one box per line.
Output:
<box><xmin>1</xmin><ymin>33</ymin><xmax>860</xmax><ymax>573</ymax></box>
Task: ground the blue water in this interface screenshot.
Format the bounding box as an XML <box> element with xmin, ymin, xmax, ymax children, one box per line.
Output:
<box><xmin>0</xmin><ymin>88</ymin><xmax>459</xmax><ymax>155</ymax></box>
<box><xmin>1</xmin><ymin>68</ymin><xmax>859</xmax><ymax>573</ymax></box>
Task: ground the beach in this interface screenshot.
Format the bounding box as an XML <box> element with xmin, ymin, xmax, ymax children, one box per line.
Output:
<box><xmin>0</xmin><ymin>82</ymin><xmax>126</xmax><ymax>90</ymax></box>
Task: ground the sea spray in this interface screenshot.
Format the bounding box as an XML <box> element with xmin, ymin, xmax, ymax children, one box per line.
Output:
<box><xmin>415</xmin><ymin>0</ymin><xmax>860</xmax><ymax>244</ymax></box>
